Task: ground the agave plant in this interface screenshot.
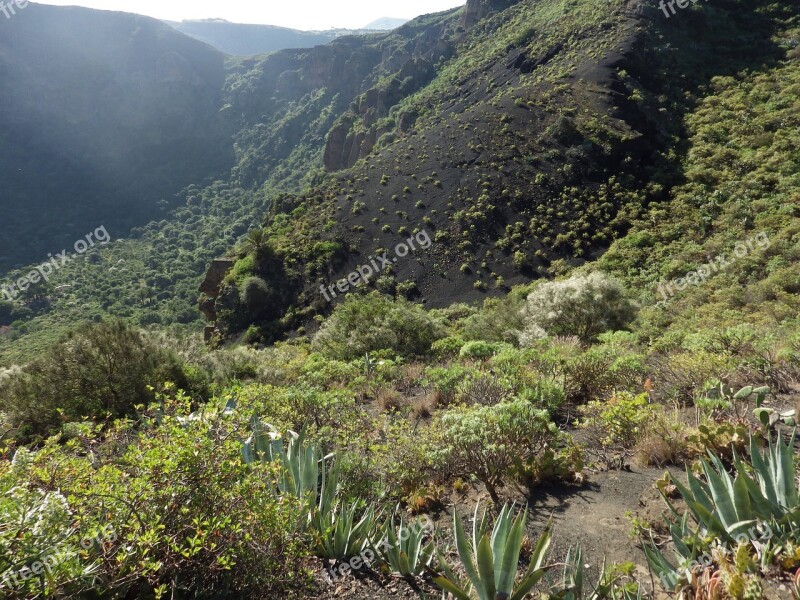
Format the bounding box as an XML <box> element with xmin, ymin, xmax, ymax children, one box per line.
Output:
<box><xmin>241</xmin><ymin>420</ymin><xmax>332</xmax><ymax>500</ymax></box>
<box><xmin>241</xmin><ymin>419</ymin><xmax>380</xmax><ymax>559</ymax></box>
<box><xmin>645</xmin><ymin>433</ymin><xmax>799</xmax><ymax>591</ymax></box>
<box><xmin>433</xmin><ymin>503</ymin><xmax>552</xmax><ymax>600</ymax></box>
<box><xmin>311</xmin><ymin>495</ymin><xmax>379</xmax><ymax>560</ymax></box>
<box><xmin>373</xmin><ymin>510</ymin><xmax>435</xmax><ymax>576</ymax></box>
<box><xmin>545</xmin><ymin>546</ymin><xmax>646</xmax><ymax>600</ymax></box>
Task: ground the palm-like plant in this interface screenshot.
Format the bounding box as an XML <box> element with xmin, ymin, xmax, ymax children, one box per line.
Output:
<box><xmin>242</xmin><ymin>228</ymin><xmax>269</xmax><ymax>255</ymax></box>
<box><xmin>433</xmin><ymin>503</ymin><xmax>552</xmax><ymax>600</ymax></box>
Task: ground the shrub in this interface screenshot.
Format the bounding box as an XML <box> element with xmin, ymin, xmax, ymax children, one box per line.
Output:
<box><xmin>519</xmin><ymin>272</ymin><xmax>637</xmax><ymax>342</ymax></box>
<box><xmin>240</xmin><ymin>276</ymin><xmax>279</xmax><ymax>321</ymax></box>
<box><xmin>422</xmin><ymin>365</ymin><xmax>472</xmax><ymax>405</ymax></box>
<box><xmin>650</xmin><ymin>350</ymin><xmax>733</xmax><ymax>406</ymax></box>
<box><xmin>6</xmin><ymin>416</ymin><xmax>308</xmax><ymax>598</ymax></box>
<box><xmin>0</xmin><ymin>320</ymin><xmax>187</xmax><ymax>440</ymax></box>
<box><xmin>455</xmin><ymin>372</ymin><xmax>511</xmax><ymax>406</ymax></box>
<box><xmin>312</xmin><ymin>293</ymin><xmax>444</xmax><ymax>360</ymax></box>
<box><xmin>579</xmin><ymin>392</ymin><xmax>655</xmax><ymax>450</ymax></box>
<box><xmin>460</xmin><ymin>287</ymin><xmax>533</xmax><ymax>344</ymax></box>
<box><xmin>459</xmin><ymin>340</ymin><xmax>503</xmax><ymax>359</ymax></box>
<box><xmin>430</xmin><ymin>335</ymin><xmax>465</xmax><ymax>358</ymax></box>
<box><xmin>439</xmin><ymin>399</ymin><xmax>559</xmax><ymax>503</ymax></box>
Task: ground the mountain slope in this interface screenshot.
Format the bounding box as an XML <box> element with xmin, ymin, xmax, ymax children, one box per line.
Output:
<box><xmin>363</xmin><ymin>18</ymin><xmax>410</xmax><ymax>30</ymax></box>
<box><xmin>0</xmin><ymin>3</ymin><xmax>234</xmax><ymax>271</ymax></box>
<box><xmin>200</xmin><ymin>0</ymin><xmax>797</xmax><ymax>345</ymax></box>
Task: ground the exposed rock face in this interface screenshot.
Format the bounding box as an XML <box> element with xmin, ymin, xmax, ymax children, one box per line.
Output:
<box><xmin>198</xmin><ymin>258</ymin><xmax>235</xmax><ymax>322</ymax></box>
<box><xmin>460</xmin><ymin>0</ymin><xmax>519</xmax><ymax>28</ymax></box>
<box><xmin>323</xmin><ymin>58</ymin><xmax>441</xmax><ymax>171</ymax></box>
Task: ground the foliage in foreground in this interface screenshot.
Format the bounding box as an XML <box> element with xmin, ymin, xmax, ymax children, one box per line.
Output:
<box><xmin>433</xmin><ymin>503</ymin><xmax>552</xmax><ymax>600</ymax></box>
<box><xmin>645</xmin><ymin>433</ymin><xmax>800</xmax><ymax>599</ymax></box>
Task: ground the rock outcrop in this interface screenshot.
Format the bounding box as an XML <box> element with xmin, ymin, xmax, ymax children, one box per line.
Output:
<box><xmin>198</xmin><ymin>258</ymin><xmax>235</xmax><ymax>323</ymax></box>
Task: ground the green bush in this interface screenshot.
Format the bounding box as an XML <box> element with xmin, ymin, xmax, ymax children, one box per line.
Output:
<box><xmin>312</xmin><ymin>293</ymin><xmax>444</xmax><ymax>360</ymax></box>
<box><xmin>23</xmin><ymin>412</ymin><xmax>308</xmax><ymax>598</ymax></box>
<box><xmin>422</xmin><ymin>364</ymin><xmax>472</xmax><ymax>404</ymax></box>
<box><xmin>430</xmin><ymin>335</ymin><xmax>465</xmax><ymax>358</ymax></box>
<box><xmin>439</xmin><ymin>399</ymin><xmax>559</xmax><ymax>503</ymax></box>
<box><xmin>579</xmin><ymin>392</ymin><xmax>655</xmax><ymax>449</ymax></box>
<box><xmin>240</xmin><ymin>276</ymin><xmax>279</xmax><ymax>321</ymax></box>
<box><xmin>0</xmin><ymin>320</ymin><xmax>187</xmax><ymax>440</ymax></box>
<box><xmin>459</xmin><ymin>340</ymin><xmax>504</xmax><ymax>359</ymax></box>
<box><xmin>519</xmin><ymin>272</ymin><xmax>637</xmax><ymax>343</ymax></box>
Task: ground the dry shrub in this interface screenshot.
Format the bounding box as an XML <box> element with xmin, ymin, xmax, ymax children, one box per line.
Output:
<box><xmin>398</xmin><ymin>362</ymin><xmax>426</xmax><ymax>391</ymax></box>
<box><xmin>456</xmin><ymin>373</ymin><xmax>509</xmax><ymax>406</ymax></box>
<box><xmin>405</xmin><ymin>484</ymin><xmax>446</xmax><ymax>515</ymax></box>
<box><xmin>634</xmin><ymin>409</ymin><xmax>691</xmax><ymax>467</ymax></box>
<box><xmin>649</xmin><ymin>350</ymin><xmax>733</xmax><ymax>407</ymax></box>
<box><xmin>412</xmin><ymin>394</ymin><xmax>437</xmax><ymax>419</ymax></box>
<box><xmin>375</xmin><ymin>387</ymin><xmax>404</xmax><ymax>413</ymax></box>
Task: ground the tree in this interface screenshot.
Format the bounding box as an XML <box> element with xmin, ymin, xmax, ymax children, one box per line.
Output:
<box><xmin>0</xmin><ymin>320</ymin><xmax>187</xmax><ymax>439</ymax></box>
<box><xmin>312</xmin><ymin>293</ymin><xmax>444</xmax><ymax>360</ymax></box>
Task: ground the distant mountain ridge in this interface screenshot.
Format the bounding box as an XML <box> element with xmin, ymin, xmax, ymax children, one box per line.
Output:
<box><xmin>363</xmin><ymin>17</ymin><xmax>409</xmax><ymax>30</ymax></box>
<box><xmin>167</xmin><ymin>19</ymin><xmax>337</xmax><ymax>56</ymax></box>
<box><xmin>0</xmin><ymin>3</ymin><xmax>235</xmax><ymax>271</ymax></box>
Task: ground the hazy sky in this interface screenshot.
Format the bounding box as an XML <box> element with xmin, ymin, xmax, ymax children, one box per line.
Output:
<box><xmin>38</xmin><ymin>1</ymin><xmax>466</xmax><ymax>30</ymax></box>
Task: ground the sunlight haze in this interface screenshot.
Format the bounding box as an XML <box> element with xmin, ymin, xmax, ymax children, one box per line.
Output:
<box><xmin>37</xmin><ymin>0</ymin><xmax>467</xmax><ymax>30</ymax></box>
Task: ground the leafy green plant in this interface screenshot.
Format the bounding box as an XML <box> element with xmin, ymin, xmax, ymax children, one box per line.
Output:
<box><xmin>579</xmin><ymin>392</ymin><xmax>655</xmax><ymax>450</ymax></box>
<box><xmin>433</xmin><ymin>503</ymin><xmax>552</xmax><ymax>600</ymax></box>
<box><xmin>547</xmin><ymin>548</ymin><xmax>644</xmax><ymax>599</ymax></box>
<box><xmin>440</xmin><ymin>399</ymin><xmax>558</xmax><ymax>503</ymax></box>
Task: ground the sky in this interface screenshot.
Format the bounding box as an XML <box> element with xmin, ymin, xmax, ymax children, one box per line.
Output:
<box><xmin>38</xmin><ymin>1</ymin><xmax>467</xmax><ymax>30</ymax></box>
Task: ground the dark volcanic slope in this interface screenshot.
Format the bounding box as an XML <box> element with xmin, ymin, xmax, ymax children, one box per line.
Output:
<box><xmin>0</xmin><ymin>4</ymin><xmax>234</xmax><ymax>270</ymax></box>
<box><xmin>205</xmin><ymin>0</ymin><xmax>789</xmax><ymax>343</ymax></box>
<box><xmin>205</xmin><ymin>0</ymin><xmax>664</xmax><ymax>339</ymax></box>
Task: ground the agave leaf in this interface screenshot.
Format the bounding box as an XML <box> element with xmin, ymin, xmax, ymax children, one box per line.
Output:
<box><xmin>476</xmin><ymin>535</ymin><xmax>496</xmax><ymax>600</ymax></box>
<box><xmin>643</xmin><ymin>540</ymin><xmax>680</xmax><ymax>591</ymax></box>
<box><xmin>509</xmin><ymin>562</ymin><xmax>552</xmax><ymax>600</ymax></box>
<box><xmin>700</xmin><ymin>458</ymin><xmax>739</xmax><ymax>532</ymax></box>
<box><xmin>776</xmin><ymin>432</ymin><xmax>797</xmax><ymax>507</ymax></box>
<box><xmin>492</xmin><ymin>504</ymin><xmax>516</xmax><ymax>591</ymax></box>
<box><xmin>496</xmin><ymin>508</ymin><xmax>526</xmax><ymax>594</ymax></box>
<box><xmin>432</xmin><ymin>574</ymin><xmax>472</xmax><ymax>600</ymax></box>
<box><xmin>453</xmin><ymin>508</ymin><xmax>481</xmax><ymax>588</ymax></box>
